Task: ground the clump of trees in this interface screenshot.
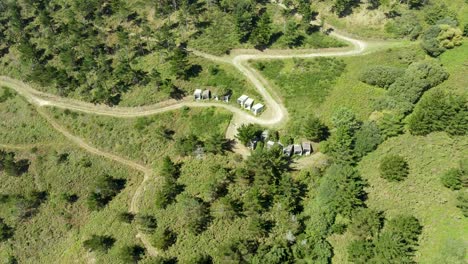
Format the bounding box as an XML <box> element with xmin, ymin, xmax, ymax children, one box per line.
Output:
<box><xmin>359</xmin><ymin>66</ymin><xmax>405</xmax><ymax>89</ymax></box>
<box><xmin>387</xmin><ymin>60</ymin><xmax>449</xmax><ymax>106</ymax></box>
<box><xmin>155</xmin><ymin>156</ymin><xmax>182</xmax><ymax>209</ymax></box>
<box><xmin>151</xmin><ymin>228</ymin><xmax>177</xmax><ymax>250</ymax></box>
<box><xmin>119</xmin><ymin>245</ymin><xmax>145</xmax><ymax>263</ymax></box>
<box><xmin>440</xmin><ymin>160</ymin><xmax>468</xmax><ymax>217</ymax></box>
<box><xmin>86</xmin><ymin>175</ymin><xmax>126</xmax><ymax>211</ymax></box>
<box><xmin>348</xmin><ymin>214</ymin><xmax>422</xmax><ymax>264</ymax></box>
<box><xmin>0</xmin><ymin>87</ymin><xmax>14</xmax><ymax>103</ymax></box>
<box><xmin>379</xmin><ymin>155</ymin><xmax>409</xmax><ymax>182</ymax></box>
<box><xmin>136</xmin><ymin>214</ymin><xmax>158</xmax><ymax>234</ymax></box>
<box><xmin>421</xmin><ymin>24</ymin><xmax>463</xmax><ymax>57</ymax></box>
<box><xmin>0</xmin><ymin>218</ymin><xmax>14</xmax><ymax>241</ymax></box>
<box><xmin>0</xmin><ymin>150</ymin><xmax>30</xmax><ymax>176</ymax></box>
<box><xmin>302</xmin><ymin>116</ymin><xmax>329</xmax><ymax>142</ymax></box>
<box><xmin>83</xmin><ymin>235</ymin><xmax>115</xmax><ymax>253</ymax></box>
<box><xmin>236</xmin><ymin>124</ymin><xmax>263</xmax><ymax>146</ymax></box>
<box><xmin>407</xmin><ymin>91</ymin><xmax>467</xmax><ymax>136</ymax></box>
<box><xmin>323</xmin><ymin>108</ymin><xmax>382</xmax><ymax>163</ymax></box>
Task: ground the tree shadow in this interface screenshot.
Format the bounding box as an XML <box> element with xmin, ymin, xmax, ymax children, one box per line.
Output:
<box><xmin>187</xmin><ymin>64</ymin><xmax>203</xmax><ymax>78</ymax></box>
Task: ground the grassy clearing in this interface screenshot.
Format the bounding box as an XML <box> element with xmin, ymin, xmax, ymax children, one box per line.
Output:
<box><xmin>0</xmin><ymin>145</ymin><xmax>142</xmax><ymax>264</ymax></box>
<box><xmin>47</xmin><ymin>106</ymin><xmax>232</xmax><ymax>165</ymax></box>
<box><xmin>0</xmin><ymin>92</ymin><xmax>143</xmax><ymax>263</ymax></box>
<box><xmin>252</xmin><ymin>44</ymin><xmax>423</xmax><ymax>134</ymax></box>
<box><xmin>329</xmin><ymin>133</ymin><xmax>468</xmax><ymax>264</ymax></box>
<box><xmin>437</xmin><ymin>39</ymin><xmax>468</xmax><ymax>94</ymax></box>
<box><xmin>0</xmin><ymin>87</ymin><xmax>64</xmax><ymax>145</ymax></box>
<box><xmin>358</xmin><ymin>133</ymin><xmax>467</xmax><ymax>263</ymax></box>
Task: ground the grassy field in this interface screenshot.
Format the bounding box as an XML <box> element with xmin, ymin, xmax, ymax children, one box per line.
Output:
<box><xmin>329</xmin><ymin>133</ymin><xmax>468</xmax><ymax>264</ymax></box>
<box><xmin>0</xmin><ymin>87</ymin><xmax>65</xmax><ymax>145</ymax></box>
<box><xmin>437</xmin><ymin>39</ymin><xmax>468</xmax><ymax>95</ymax></box>
<box><xmin>0</xmin><ymin>90</ymin><xmax>144</xmax><ymax>263</ymax></box>
<box><xmin>251</xmin><ymin>43</ymin><xmax>423</xmax><ymax>134</ymax></box>
<box><xmin>363</xmin><ymin>133</ymin><xmax>467</xmax><ymax>263</ymax></box>
<box><xmin>327</xmin><ymin>42</ymin><xmax>468</xmax><ymax>263</ymax></box>
<box><xmin>0</xmin><ymin>145</ymin><xmax>143</xmax><ymax>264</ymax></box>
<box><xmin>47</xmin><ymin>106</ymin><xmax>233</xmax><ymax>165</ymax></box>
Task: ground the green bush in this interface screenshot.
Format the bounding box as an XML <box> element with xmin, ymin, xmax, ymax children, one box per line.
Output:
<box><xmin>384</xmin><ymin>13</ymin><xmax>422</xmax><ymax>40</ymax></box>
<box><xmin>379</xmin><ymin>155</ymin><xmax>409</xmax><ymax>182</ymax></box>
<box><xmin>407</xmin><ymin>91</ymin><xmax>467</xmax><ymax>136</ymax></box>
<box><xmin>421</xmin><ymin>24</ymin><xmax>463</xmax><ymax>57</ymax></box>
<box><xmin>83</xmin><ymin>235</ymin><xmax>115</xmax><ymax>252</ymax></box>
<box><xmin>0</xmin><ymin>218</ymin><xmax>14</xmax><ymax>241</ymax></box>
<box><xmin>235</xmin><ymin>124</ymin><xmax>263</xmax><ymax>146</ymax></box>
<box><xmin>424</xmin><ymin>3</ymin><xmax>457</xmax><ymax>25</ymax></box>
<box><xmin>376</xmin><ymin>113</ymin><xmax>405</xmax><ymax>139</ymax></box>
<box><xmin>136</xmin><ymin>214</ymin><xmax>157</xmax><ymax>234</ymax></box>
<box><xmin>119</xmin><ymin>245</ymin><xmax>145</xmax><ymax>263</ymax></box>
<box><xmin>86</xmin><ymin>175</ymin><xmax>126</xmax><ymax>210</ymax></box>
<box><xmin>456</xmin><ymin>191</ymin><xmax>468</xmax><ymax>217</ymax></box>
<box><xmin>302</xmin><ymin>116</ymin><xmax>329</xmax><ymax>142</ymax></box>
<box><xmin>359</xmin><ymin>66</ymin><xmax>405</xmax><ymax>89</ymax></box>
<box><xmin>349</xmin><ymin>208</ymin><xmax>384</xmax><ymax>240</ymax></box>
<box><xmin>354</xmin><ymin>122</ymin><xmax>383</xmax><ymax>158</ymax></box>
<box><xmin>388</xmin><ymin>60</ymin><xmax>448</xmax><ymax>104</ymax></box>
<box><xmin>118</xmin><ymin>212</ymin><xmax>135</xmax><ymax>224</ymax></box>
<box><xmin>441</xmin><ymin>169</ymin><xmax>463</xmax><ymax>190</ymax></box>
<box><xmin>151</xmin><ymin>228</ymin><xmax>176</xmax><ymax>250</ymax></box>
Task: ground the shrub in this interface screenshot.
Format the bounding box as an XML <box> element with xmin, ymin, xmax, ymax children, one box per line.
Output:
<box><xmin>151</xmin><ymin>228</ymin><xmax>176</xmax><ymax>250</ymax></box>
<box><xmin>407</xmin><ymin>91</ymin><xmax>467</xmax><ymax>136</ymax></box>
<box><xmin>0</xmin><ymin>151</ymin><xmax>30</xmax><ymax>176</ymax></box>
<box><xmin>302</xmin><ymin>116</ymin><xmax>329</xmax><ymax>142</ymax></box>
<box><xmin>175</xmin><ymin>134</ymin><xmax>202</xmax><ymax>156</ymax></box>
<box><xmin>347</xmin><ymin>239</ymin><xmax>375</xmax><ymax>264</ymax></box>
<box><xmin>354</xmin><ymin>122</ymin><xmax>382</xmax><ymax>158</ymax></box>
<box><xmin>456</xmin><ymin>191</ymin><xmax>468</xmax><ymax>217</ymax></box>
<box><xmin>349</xmin><ymin>208</ymin><xmax>384</xmax><ymax>240</ymax></box>
<box><xmin>379</xmin><ymin>155</ymin><xmax>409</xmax><ymax>182</ymax></box>
<box><xmin>136</xmin><ymin>214</ymin><xmax>157</xmax><ymax>234</ymax></box>
<box><xmin>83</xmin><ymin>235</ymin><xmax>115</xmax><ymax>252</ymax></box>
<box><xmin>0</xmin><ymin>218</ymin><xmax>14</xmax><ymax>241</ymax></box>
<box><xmin>424</xmin><ymin>3</ymin><xmax>457</xmax><ymax>25</ymax></box>
<box><xmin>86</xmin><ymin>175</ymin><xmax>125</xmax><ymax>210</ymax></box>
<box><xmin>388</xmin><ymin>60</ymin><xmax>448</xmax><ymax>104</ymax></box>
<box><xmin>118</xmin><ymin>212</ymin><xmax>135</xmax><ymax>223</ymax></box>
<box><xmin>421</xmin><ymin>24</ymin><xmax>462</xmax><ymax>57</ymax></box>
<box><xmin>441</xmin><ymin>169</ymin><xmax>463</xmax><ymax>190</ymax></box>
<box><xmin>386</xmin><ymin>215</ymin><xmax>423</xmax><ymax>247</ymax></box>
<box><xmin>359</xmin><ymin>66</ymin><xmax>405</xmax><ymax>89</ymax></box>
<box><xmin>331</xmin><ymin>107</ymin><xmax>361</xmax><ymax>132</ymax></box>
<box><xmin>384</xmin><ymin>14</ymin><xmax>422</xmax><ymax>40</ymax></box>
<box><xmin>235</xmin><ymin>124</ymin><xmax>263</xmax><ymax>146</ymax></box>
<box><xmin>119</xmin><ymin>245</ymin><xmax>145</xmax><ymax>263</ymax></box>
<box><xmin>178</xmin><ymin>194</ymin><xmax>211</xmax><ymax>234</ymax></box>
<box><xmin>376</xmin><ymin>113</ymin><xmax>405</xmax><ymax>139</ymax></box>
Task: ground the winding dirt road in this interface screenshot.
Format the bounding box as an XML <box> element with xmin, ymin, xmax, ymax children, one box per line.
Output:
<box><xmin>0</xmin><ymin>31</ymin><xmax>380</xmax><ymax>258</ymax></box>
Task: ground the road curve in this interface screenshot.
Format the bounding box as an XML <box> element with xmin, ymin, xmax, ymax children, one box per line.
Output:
<box><xmin>0</xmin><ymin>32</ymin><xmax>368</xmax><ymax>130</ymax></box>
